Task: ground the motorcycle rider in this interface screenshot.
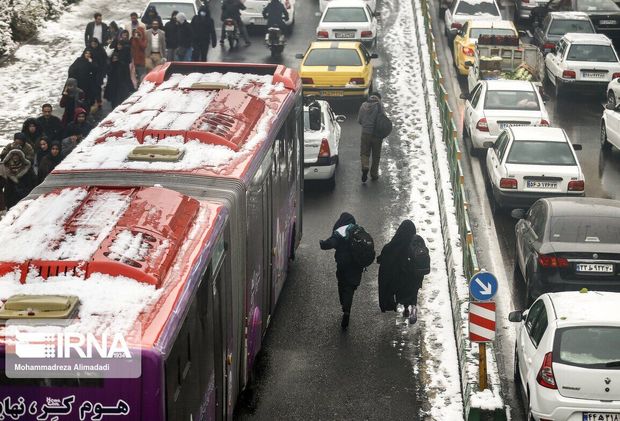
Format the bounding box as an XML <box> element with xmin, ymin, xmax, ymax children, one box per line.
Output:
<box><xmin>262</xmin><ymin>0</ymin><xmax>289</xmax><ymax>32</ymax></box>
<box><xmin>220</xmin><ymin>0</ymin><xmax>251</xmax><ymax>47</ymax></box>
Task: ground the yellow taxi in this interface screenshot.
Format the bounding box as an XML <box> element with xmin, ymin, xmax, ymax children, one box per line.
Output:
<box><xmin>296</xmin><ymin>41</ymin><xmax>377</xmax><ymax>99</ymax></box>
<box><xmin>453</xmin><ymin>20</ymin><xmax>518</xmax><ymax>76</ymax></box>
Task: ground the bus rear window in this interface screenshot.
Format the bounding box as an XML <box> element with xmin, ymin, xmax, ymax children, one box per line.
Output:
<box><xmin>554</xmin><ymin>326</ymin><xmax>620</xmax><ymax>368</ymax></box>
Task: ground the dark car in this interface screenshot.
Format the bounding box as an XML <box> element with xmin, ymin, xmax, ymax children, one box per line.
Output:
<box><xmin>533</xmin><ymin>11</ymin><xmax>596</xmax><ymax>54</ymax></box>
<box><xmin>530</xmin><ymin>0</ymin><xmax>620</xmax><ymax>41</ymax></box>
<box><xmin>512</xmin><ymin>197</ymin><xmax>620</xmax><ymax>303</ymax></box>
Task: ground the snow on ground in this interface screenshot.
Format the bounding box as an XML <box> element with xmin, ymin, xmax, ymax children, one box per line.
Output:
<box><xmin>381</xmin><ymin>0</ymin><xmax>464</xmax><ymax>418</ymax></box>
<box><xmin>0</xmin><ymin>0</ymin><xmax>148</xmax><ymax>146</ymax></box>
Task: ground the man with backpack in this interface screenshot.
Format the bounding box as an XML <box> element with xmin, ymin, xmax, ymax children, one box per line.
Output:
<box><xmin>320</xmin><ymin>212</ymin><xmax>375</xmax><ymax>330</ymax></box>
<box><xmin>357</xmin><ymin>92</ymin><xmax>392</xmax><ymax>182</ymax></box>
<box><xmin>376</xmin><ymin>220</ymin><xmax>430</xmax><ymax>325</ymax></box>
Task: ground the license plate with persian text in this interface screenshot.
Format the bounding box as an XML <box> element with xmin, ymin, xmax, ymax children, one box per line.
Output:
<box><xmin>576</xmin><ymin>263</ymin><xmax>614</xmax><ymax>273</ymax></box>
<box><xmin>526</xmin><ymin>180</ymin><xmax>557</xmax><ymax>189</ymax></box>
<box><xmin>583</xmin><ymin>413</ymin><xmax>620</xmax><ymax>421</ymax></box>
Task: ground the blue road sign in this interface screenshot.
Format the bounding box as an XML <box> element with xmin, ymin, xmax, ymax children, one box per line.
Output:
<box><xmin>469</xmin><ymin>271</ymin><xmax>498</xmax><ymax>301</ymax></box>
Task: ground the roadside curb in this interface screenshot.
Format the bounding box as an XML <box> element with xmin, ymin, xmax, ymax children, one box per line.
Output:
<box><xmin>410</xmin><ymin>0</ymin><xmax>508</xmax><ymax>419</ymax></box>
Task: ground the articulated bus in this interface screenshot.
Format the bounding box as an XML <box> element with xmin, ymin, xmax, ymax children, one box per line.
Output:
<box><xmin>0</xmin><ymin>63</ymin><xmax>303</xmax><ymax>420</ymax></box>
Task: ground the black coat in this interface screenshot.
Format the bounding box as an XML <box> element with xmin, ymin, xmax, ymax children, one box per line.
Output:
<box><xmin>68</xmin><ymin>56</ymin><xmax>99</xmax><ymax>105</ymax></box>
<box><xmin>262</xmin><ymin>0</ymin><xmax>289</xmax><ymax>28</ymax></box>
<box><xmin>222</xmin><ymin>0</ymin><xmax>246</xmax><ymax>21</ymax></box>
<box><xmin>377</xmin><ymin>220</ymin><xmax>423</xmax><ymax>312</ymax></box>
<box><xmin>191</xmin><ymin>8</ymin><xmax>217</xmax><ymax>47</ymax></box>
<box><xmin>177</xmin><ymin>21</ymin><xmax>193</xmax><ymax>48</ymax></box>
<box><xmin>89</xmin><ymin>44</ymin><xmax>108</xmax><ymax>85</ymax></box>
<box><xmin>320</xmin><ymin>212</ymin><xmax>363</xmax><ymax>284</ymax></box>
<box><xmin>21</xmin><ymin>118</ymin><xmax>43</xmax><ymax>148</ymax></box>
<box><xmin>36</xmin><ymin>115</ymin><xmax>63</xmax><ymax>142</ymax></box>
<box><xmin>104</xmin><ymin>59</ymin><xmax>134</xmax><ymax>107</ymax></box>
<box><xmin>84</xmin><ymin>21</ymin><xmax>110</xmax><ymax>46</ymax></box>
<box><xmin>164</xmin><ymin>20</ymin><xmax>180</xmax><ymax>49</ymax></box>
<box><xmin>37</xmin><ymin>153</ymin><xmax>62</xmax><ymax>184</ymax></box>
<box><xmin>142</xmin><ymin>7</ymin><xmax>164</xmax><ymax>29</ymax></box>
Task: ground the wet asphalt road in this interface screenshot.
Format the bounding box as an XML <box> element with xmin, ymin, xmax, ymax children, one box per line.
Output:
<box><xmin>430</xmin><ymin>0</ymin><xmax>620</xmax><ymax>419</ymax></box>
<box><xmin>215</xmin><ymin>1</ymin><xmax>429</xmax><ymax>420</ymax></box>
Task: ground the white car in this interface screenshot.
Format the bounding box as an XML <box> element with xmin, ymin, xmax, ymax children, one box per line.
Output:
<box><xmin>316</xmin><ymin>0</ymin><xmax>378</xmax><ymax>47</ymax></box>
<box><xmin>320</xmin><ymin>0</ymin><xmax>376</xmax><ymax>12</ymax></box>
<box><xmin>601</xmin><ymin>105</ymin><xmax>620</xmax><ymax>151</ymax></box>
<box><xmin>241</xmin><ymin>0</ymin><xmax>295</xmax><ymax>30</ymax></box>
<box><xmin>304</xmin><ymin>100</ymin><xmax>345</xmax><ymax>185</ymax></box>
<box><xmin>545</xmin><ymin>33</ymin><xmax>620</xmax><ymax>98</ymax></box>
<box><xmin>484</xmin><ymin>126</ymin><xmax>585</xmax><ymax>211</ymax></box>
<box><xmin>444</xmin><ymin>0</ymin><xmax>501</xmax><ymax>41</ymax></box>
<box><xmin>509</xmin><ymin>291</ymin><xmax>620</xmax><ymax>421</ymax></box>
<box><xmin>606</xmin><ymin>76</ymin><xmax>620</xmax><ymax>107</ymax></box>
<box><xmin>462</xmin><ymin>80</ymin><xmax>550</xmax><ymax>153</ymax></box>
<box><xmin>142</xmin><ymin>0</ymin><xmax>202</xmax><ymax>24</ymax></box>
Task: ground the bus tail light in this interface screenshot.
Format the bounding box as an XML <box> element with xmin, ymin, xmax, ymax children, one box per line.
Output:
<box><xmin>476</xmin><ymin>118</ymin><xmax>489</xmax><ymax>132</ymax></box>
<box><xmin>319</xmin><ymin>138</ymin><xmax>331</xmax><ymax>157</ymax></box>
<box><xmin>568</xmin><ymin>180</ymin><xmax>584</xmax><ymax>191</ymax></box>
<box><xmin>499</xmin><ymin>178</ymin><xmax>517</xmax><ymax>189</ymax></box>
<box><xmin>537</xmin><ymin>352</ymin><xmax>558</xmax><ymax>389</ymax></box>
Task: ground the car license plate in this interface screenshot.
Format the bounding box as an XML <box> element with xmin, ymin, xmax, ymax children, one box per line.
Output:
<box><xmin>599</xmin><ymin>19</ymin><xmax>617</xmax><ymax>25</ymax></box>
<box><xmin>526</xmin><ymin>180</ymin><xmax>558</xmax><ymax>189</ymax></box>
<box><xmin>576</xmin><ymin>263</ymin><xmax>614</xmax><ymax>273</ymax></box>
<box><xmin>499</xmin><ymin>122</ymin><xmax>529</xmax><ymax>129</ymax></box>
<box><xmin>321</xmin><ymin>90</ymin><xmax>344</xmax><ymax>97</ymax></box>
<box><xmin>583</xmin><ymin>71</ymin><xmax>606</xmax><ymax>79</ymax></box>
<box><xmin>253</xmin><ymin>18</ymin><xmax>267</xmax><ymax>25</ymax></box>
<box><xmin>583</xmin><ymin>413</ymin><xmax>620</xmax><ymax>421</ymax></box>
<box><xmin>335</xmin><ymin>32</ymin><xmax>355</xmax><ymax>39</ymax></box>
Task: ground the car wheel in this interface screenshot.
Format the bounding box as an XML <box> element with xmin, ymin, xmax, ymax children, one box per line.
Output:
<box><xmin>525</xmin><ymin>277</ymin><xmax>535</xmax><ymax>307</ymax></box>
<box><xmin>513</xmin><ymin>342</ymin><xmax>521</xmax><ymax>383</ymax></box>
<box><xmin>554</xmin><ymin>76</ymin><xmax>563</xmax><ymax>99</ymax></box>
<box><xmin>463</xmin><ymin>128</ymin><xmax>476</xmax><ymax>156</ymax></box>
<box><xmin>601</xmin><ymin>121</ymin><xmax>612</xmax><ymax>150</ymax></box>
<box><xmin>607</xmin><ymin>90</ymin><xmax>616</xmax><ymax>108</ymax></box>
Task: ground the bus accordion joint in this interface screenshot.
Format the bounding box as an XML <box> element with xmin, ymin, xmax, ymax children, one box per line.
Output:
<box><xmin>0</xmin><ymin>294</ymin><xmax>80</xmax><ymax>320</ymax></box>
<box><xmin>127</xmin><ymin>145</ymin><xmax>185</xmax><ymax>162</ymax></box>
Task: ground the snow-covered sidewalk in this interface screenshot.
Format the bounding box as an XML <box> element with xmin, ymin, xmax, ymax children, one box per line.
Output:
<box><xmin>380</xmin><ymin>0</ymin><xmax>465</xmax><ymax>418</ymax></box>
<box><xmin>0</xmin><ymin>0</ymin><xmax>146</xmax><ymax>144</ymax></box>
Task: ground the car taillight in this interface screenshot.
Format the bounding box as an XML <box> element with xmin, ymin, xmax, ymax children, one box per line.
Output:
<box><xmin>349</xmin><ymin>78</ymin><xmax>365</xmax><ymax>85</ymax></box>
<box><xmin>361</xmin><ymin>30</ymin><xmax>373</xmax><ymax>38</ymax></box>
<box><xmin>562</xmin><ymin>70</ymin><xmax>576</xmax><ymax>79</ymax></box>
<box><xmin>476</xmin><ymin>118</ymin><xmax>489</xmax><ymax>132</ymax></box>
<box><xmin>568</xmin><ymin>180</ymin><xmax>584</xmax><ymax>191</ymax></box>
<box><xmin>285</xmin><ymin>0</ymin><xmax>291</xmax><ymax>9</ymax></box>
<box><xmin>538</xmin><ymin>254</ymin><xmax>569</xmax><ymax>268</ymax></box>
<box><xmin>537</xmin><ymin>352</ymin><xmax>558</xmax><ymax>389</ymax></box>
<box><xmin>317</xmin><ymin>30</ymin><xmax>329</xmax><ymax>38</ymax></box>
<box><xmin>613</xmin><ymin>72</ymin><xmax>620</xmax><ymax>79</ymax></box>
<box><xmin>523</xmin><ymin>0</ymin><xmax>530</xmax><ymax>3</ymax></box>
<box><xmin>539</xmin><ymin>119</ymin><xmax>550</xmax><ymax>126</ymax></box>
<box><xmin>319</xmin><ymin>138</ymin><xmax>330</xmax><ymax>157</ymax></box>
<box><xmin>543</xmin><ymin>42</ymin><xmax>555</xmax><ymax>50</ymax></box>
<box><xmin>462</xmin><ymin>46</ymin><xmax>475</xmax><ymax>56</ymax></box>
<box><xmin>499</xmin><ymin>178</ymin><xmax>517</xmax><ymax>189</ymax></box>
<box><xmin>451</xmin><ymin>22</ymin><xmax>462</xmax><ymax>29</ymax></box>
<box><xmin>301</xmin><ymin>77</ymin><xmax>314</xmax><ymax>84</ymax></box>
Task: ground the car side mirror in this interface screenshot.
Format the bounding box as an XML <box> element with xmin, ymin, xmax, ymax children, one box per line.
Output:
<box><xmin>518</xmin><ymin>30</ymin><xmax>527</xmax><ymax>37</ymax></box>
<box><xmin>456</xmin><ymin>29</ymin><xmax>464</xmax><ymax>37</ymax></box>
<box><xmin>607</xmin><ymin>102</ymin><xmax>616</xmax><ymax>110</ymax></box>
<box><xmin>508</xmin><ymin>310</ymin><xmax>524</xmax><ymax>322</ymax></box>
<box><xmin>464</xmin><ymin>60</ymin><xmax>474</xmax><ymax>68</ymax></box>
<box><xmin>511</xmin><ymin>208</ymin><xmax>526</xmax><ymax>219</ymax></box>
<box><xmin>370</xmin><ymin>53</ymin><xmax>379</xmax><ymax>59</ymax></box>
<box><xmin>459</xmin><ymin>92</ymin><xmax>470</xmax><ymax>100</ymax></box>
<box><xmin>335</xmin><ymin>115</ymin><xmax>346</xmax><ymax>123</ymax></box>
<box><xmin>572</xmin><ymin>144</ymin><xmax>582</xmax><ymax>151</ymax></box>
<box><xmin>295</xmin><ymin>53</ymin><xmax>304</xmax><ymax>59</ymax></box>
<box><xmin>483</xmin><ymin>141</ymin><xmax>494</xmax><ymax>148</ymax></box>
<box><xmin>542</xmin><ymin>93</ymin><xmax>551</xmax><ymax>102</ymax></box>
<box><xmin>374</xmin><ymin>11</ymin><xmax>381</xmax><ymax>17</ymax></box>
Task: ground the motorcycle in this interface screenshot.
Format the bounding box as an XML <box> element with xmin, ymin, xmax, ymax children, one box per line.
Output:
<box><xmin>223</xmin><ymin>18</ymin><xmax>239</xmax><ymax>49</ymax></box>
<box><xmin>264</xmin><ymin>27</ymin><xmax>285</xmax><ymax>58</ymax></box>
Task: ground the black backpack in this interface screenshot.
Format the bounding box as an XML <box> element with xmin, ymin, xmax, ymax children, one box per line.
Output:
<box><xmin>408</xmin><ymin>236</ymin><xmax>430</xmax><ymax>277</ymax></box>
<box><xmin>348</xmin><ymin>225</ymin><xmax>376</xmax><ymax>268</ymax></box>
<box><xmin>373</xmin><ymin>111</ymin><xmax>393</xmax><ymax>139</ymax></box>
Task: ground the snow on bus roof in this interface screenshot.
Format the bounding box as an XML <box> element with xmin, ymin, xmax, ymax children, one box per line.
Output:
<box><xmin>55</xmin><ymin>71</ymin><xmax>290</xmax><ymax>176</ymax></box>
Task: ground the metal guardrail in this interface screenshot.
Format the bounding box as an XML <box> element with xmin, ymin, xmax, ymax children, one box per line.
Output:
<box><xmin>413</xmin><ymin>0</ymin><xmax>507</xmax><ymax>419</ymax></box>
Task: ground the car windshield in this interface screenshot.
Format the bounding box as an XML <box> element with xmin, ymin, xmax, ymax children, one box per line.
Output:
<box><xmin>576</xmin><ymin>0</ymin><xmax>620</xmax><ymax>11</ymax></box>
<box><xmin>484</xmin><ymin>90</ymin><xmax>540</xmax><ymax>110</ymax></box>
<box><xmin>304</xmin><ymin>48</ymin><xmax>362</xmax><ymax>66</ymax></box>
<box><xmin>470</xmin><ymin>28</ymin><xmax>516</xmax><ymax>37</ymax></box>
<box><xmin>555</xmin><ymin>327</ymin><xmax>620</xmax><ymax>368</ymax></box>
<box><xmin>147</xmin><ymin>2</ymin><xmax>196</xmax><ymax>19</ymax></box>
<box><xmin>323</xmin><ymin>7</ymin><xmax>368</xmax><ymax>22</ymax></box>
<box><xmin>455</xmin><ymin>0</ymin><xmax>500</xmax><ymax>16</ymax></box>
<box><xmin>566</xmin><ymin>44</ymin><xmax>618</xmax><ymax>62</ymax></box>
<box><xmin>549</xmin><ymin>216</ymin><xmax>620</xmax><ymax>243</ymax></box>
<box><xmin>506</xmin><ymin>141</ymin><xmax>576</xmax><ymax>165</ymax></box>
<box><xmin>548</xmin><ymin>19</ymin><xmax>594</xmax><ymax>35</ymax></box>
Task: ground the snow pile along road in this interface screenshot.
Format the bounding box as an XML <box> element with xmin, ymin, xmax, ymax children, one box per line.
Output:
<box><xmin>381</xmin><ymin>0</ymin><xmax>464</xmax><ymax>418</ymax></box>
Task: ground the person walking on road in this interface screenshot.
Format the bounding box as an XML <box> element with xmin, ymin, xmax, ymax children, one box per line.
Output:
<box><xmin>221</xmin><ymin>0</ymin><xmax>251</xmax><ymax>47</ymax></box>
<box><xmin>131</xmin><ymin>26</ymin><xmax>147</xmax><ymax>85</ymax></box>
<box><xmin>68</xmin><ymin>49</ymin><xmax>99</xmax><ymax>110</ymax></box>
<box><xmin>357</xmin><ymin>92</ymin><xmax>384</xmax><ymax>182</ymax></box>
<box><xmin>59</xmin><ymin>78</ymin><xmax>86</xmax><ymax>127</ymax></box>
<box><xmin>175</xmin><ymin>13</ymin><xmax>193</xmax><ymax>61</ymax></box>
<box><xmin>141</xmin><ymin>6</ymin><xmax>164</xmax><ymax>30</ymax></box>
<box><xmin>104</xmin><ymin>52</ymin><xmax>134</xmax><ymax>107</ymax></box>
<box><xmin>1</xmin><ymin>133</ymin><xmax>35</xmax><ymax>164</ymax></box>
<box><xmin>84</xmin><ymin>12</ymin><xmax>109</xmax><ymax>46</ymax></box>
<box><xmin>145</xmin><ymin>20</ymin><xmax>166</xmax><ymax>72</ymax></box>
<box><xmin>36</xmin><ymin>104</ymin><xmax>63</xmax><ymax>142</ymax></box>
<box><xmin>377</xmin><ymin>220</ymin><xmax>430</xmax><ymax>324</ymax></box>
<box><xmin>0</xmin><ymin>149</ymin><xmax>36</xmax><ymax>209</ymax></box>
<box><xmin>127</xmin><ymin>12</ymin><xmax>146</xmax><ymax>36</ymax></box>
<box><xmin>320</xmin><ymin>212</ymin><xmax>366</xmax><ymax>330</ymax></box>
<box><xmin>191</xmin><ymin>6</ymin><xmax>217</xmax><ymax>61</ymax></box>
<box><xmin>164</xmin><ymin>11</ymin><xmax>180</xmax><ymax>62</ymax></box>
